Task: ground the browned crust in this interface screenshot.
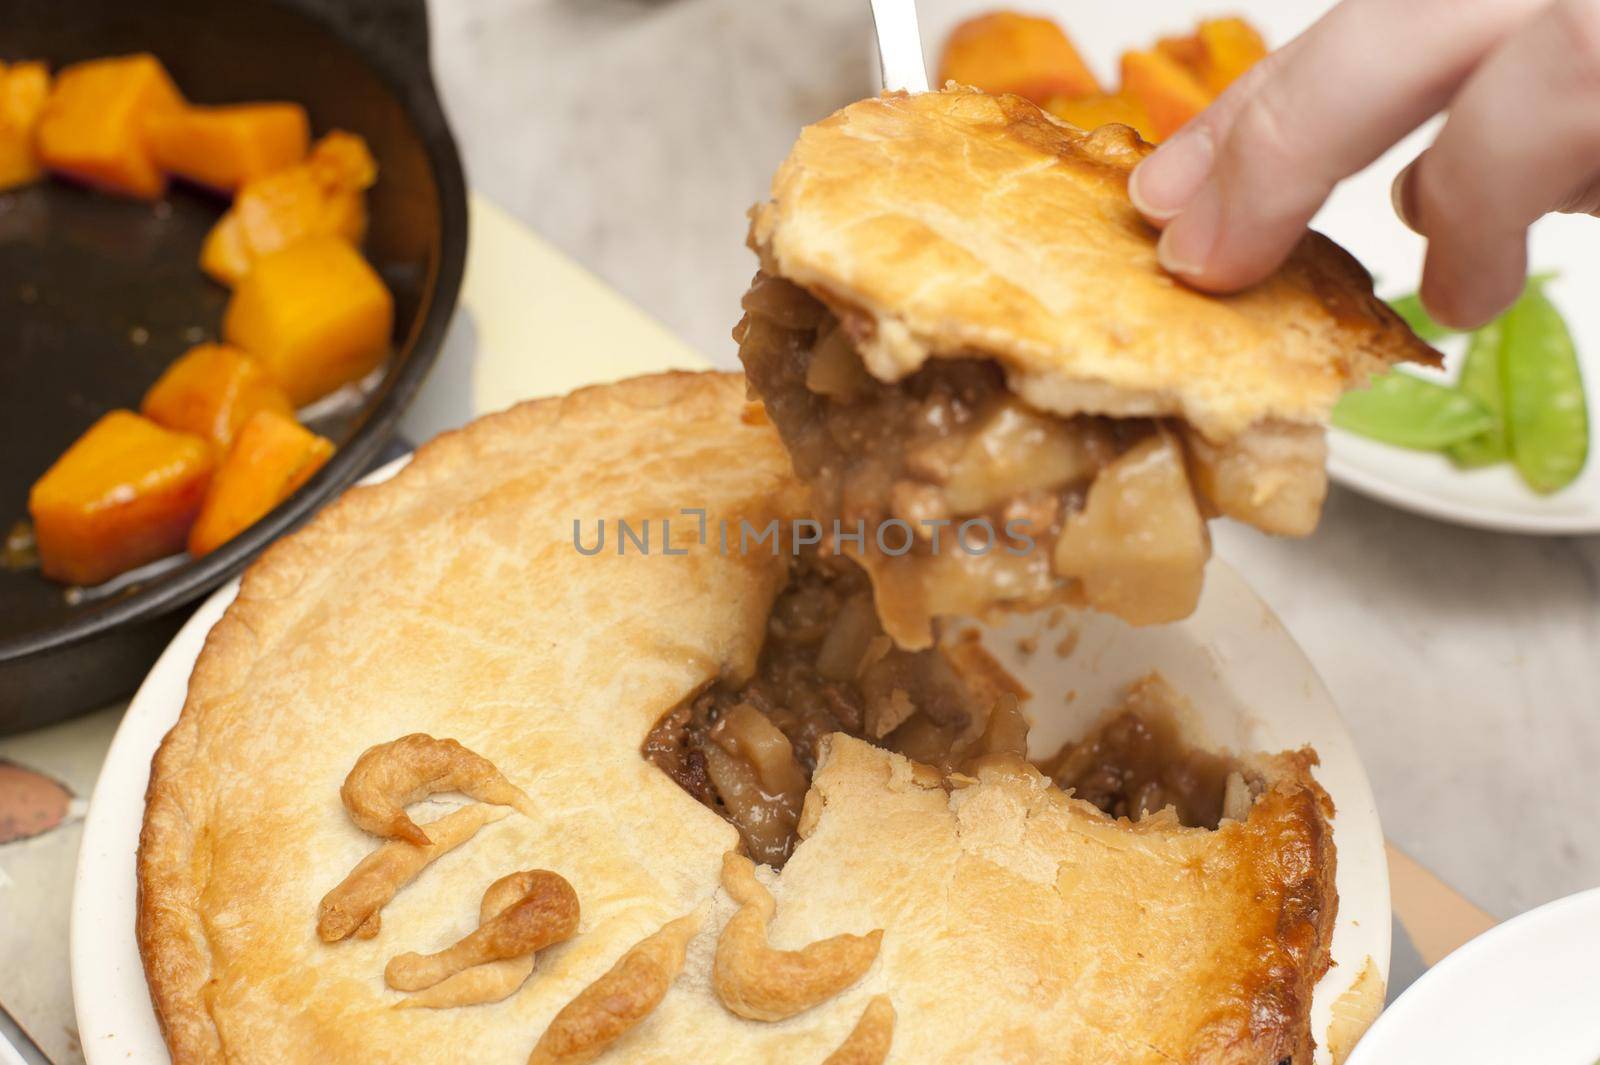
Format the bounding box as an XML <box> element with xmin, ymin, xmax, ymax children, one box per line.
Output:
<box><xmin>949</xmin><ymin>92</ymin><xmax>1437</xmax><ymax>382</ymax></box>
<box><xmin>1226</xmin><ymin>749</ymin><xmax>1339</xmax><ymax>1063</ymax></box>
<box><xmin>711</xmin><ymin>852</ymin><xmax>883</xmax><ymax>1021</ymax></box>
<box><xmin>526</xmin><ymin>911</ymin><xmax>700</xmax><ymax>1065</ymax></box>
<box><xmin>751</xmin><ymin>87</ymin><xmax>1439</xmax><ymax>441</ymax></box>
<box><xmin>138</xmin><ymin>686</ymin><xmax>220</xmax><ymax>1064</ymax></box>
<box><xmin>135</xmin><ymin>371</ymin><xmax>759</xmax><ymax>1065</ymax></box>
<box><xmin>793</xmin><ymin>734</ymin><xmax>1338</xmax><ymax>1065</ymax></box>
<box><xmin>1057</xmin><ymin>743</ymin><xmax>1339</xmax><ymax>1064</ymax></box>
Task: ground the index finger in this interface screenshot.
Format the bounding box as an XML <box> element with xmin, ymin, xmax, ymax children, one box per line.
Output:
<box><xmin>1132</xmin><ymin>0</ymin><xmax>1548</xmax><ymax>292</ymax></box>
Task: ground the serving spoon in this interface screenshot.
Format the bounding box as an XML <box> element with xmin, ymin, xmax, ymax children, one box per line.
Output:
<box><xmin>870</xmin><ymin>0</ymin><xmax>930</xmax><ymax>93</ymax></box>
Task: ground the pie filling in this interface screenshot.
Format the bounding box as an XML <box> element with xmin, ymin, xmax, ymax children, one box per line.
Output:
<box><xmin>733</xmin><ymin>270</ymin><xmax>1329</xmax><ymax>648</ymax></box>
<box><xmin>1038</xmin><ymin>680</ymin><xmax>1252</xmax><ymax>831</ymax></box>
<box><xmin>643</xmin><ymin>548</ymin><xmax>1255</xmax><ymax>867</ymax></box>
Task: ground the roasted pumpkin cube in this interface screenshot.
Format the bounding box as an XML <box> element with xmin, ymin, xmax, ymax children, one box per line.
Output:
<box><xmin>1120</xmin><ymin>49</ymin><xmax>1211</xmax><ymax>141</ymax></box>
<box><xmin>1155</xmin><ymin>32</ymin><xmax>1206</xmax><ymax>76</ymax></box>
<box><xmin>29</xmin><ymin>411</ymin><xmax>214</xmax><ymax>585</ymax></box>
<box><xmin>1195</xmin><ymin>18</ymin><xmax>1268</xmax><ymax>95</ymax></box>
<box><xmin>188</xmin><ymin>410</ymin><xmax>332</xmax><ymax>556</ymax></box>
<box><xmin>1046</xmin><ymin>91</ymin><xmax>1157</xmax><ymax>142</ymax></box>
<box><xmin>0</xmin><ymin>61</ymin><xmax>51</xmax><ymax>192</ymax></box>
<box><xmin>200</xmin><ymin>130</ymin><xmax>376</xmax><ymax>285</ymax></box>
<box><xmin>34</xmin><ymin>53</ymin><xmax>183</xmax><ymax>199</ymax></box>
<box><xmin>141</xmin><ymin>343</ymin><xmax>295</xmax><ymax>448</ymax></box>
<box><xmin>144</xmin><ymin>102</ymin><xmax>309</xmax><ymax>193</ymax></box>
<box><xmin>938</xmin><ymin>12</ymin><xmax>1098</xmax><ymax>104</ymax></box>
<box><xmin>223</xmin><ymin>237</ymin><xmax>393</xmax><ymax>406</ymax></box>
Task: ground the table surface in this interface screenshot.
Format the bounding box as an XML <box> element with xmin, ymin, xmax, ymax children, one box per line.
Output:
<box><xmin>2</xmin><ymin>0</ymin><xmax>1596</xmax><ymax>1061</ymax></box>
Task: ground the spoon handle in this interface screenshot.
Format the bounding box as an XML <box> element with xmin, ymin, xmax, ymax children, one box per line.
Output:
<box><xmin>870</xmin><ymin>0</ymin><xmax>929</xmax><ymax>93</ymax></box>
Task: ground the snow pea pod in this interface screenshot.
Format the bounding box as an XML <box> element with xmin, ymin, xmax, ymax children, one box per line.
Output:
<box><xmin>1501</xmin><ymin>284</ymin><xmax>1589</xmax><ymax>494</ymax></box>
<box><xmin>1448</xmin><ymin>320</ymin><xmax>1508</xmax><ymax>468</ymax></box>
<box><xmin>1332</xmin><ymin>370</ymin><xmax>1494</xmax><ymax>449</ymax></box>
<box><xmin>1388</xmin><ymin>293</ymin><xmax>1453</xmax><ymax>343</ymax></box>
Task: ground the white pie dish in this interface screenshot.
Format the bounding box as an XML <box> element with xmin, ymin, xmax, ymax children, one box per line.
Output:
<box><xmin>69</xmin><ymin>454</ymin><xmax>1389</xmax><ymax>1065</ymax></box>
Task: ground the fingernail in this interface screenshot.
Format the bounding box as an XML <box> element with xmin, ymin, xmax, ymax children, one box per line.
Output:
<box><xmin>1130</xmin><ymin>126</ymin><xmax>1215</xmax><ymax>222</ymax></box>
<box><xmin>1157</xmin><ymin>180</ymin><xmax>1222</xmax><ymax>277</ymax></box>
<box><xmin>1391</xmin><ymin>160</ymin><xmax>1422</xmax><ymax>234</ymax></box>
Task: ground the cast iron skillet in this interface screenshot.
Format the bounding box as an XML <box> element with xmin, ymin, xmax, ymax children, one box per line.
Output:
<box><xmin>0</xmin><ymin>0</ymin><xmax>468</xmax><ymax>732</ymax></box>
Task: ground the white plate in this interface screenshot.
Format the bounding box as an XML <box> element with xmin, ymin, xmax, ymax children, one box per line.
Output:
<box><xmin>1321</xmin><ymin>155</ymin><xmax>1600</xmax><ymax>534</ymax></box>
<box><xmin>1348</xmin><ymin>888</ymin><xmax>1600</xmax><ymax>1065</ymax></box>
<box><xmin>70</xmin><ymin>461</ymin><xmax>1389</xmax><ymax>1065</ymax></box>
<box><xmin>915</xmin><ymin>0</ymin><xmax>1600</xmax><ymax>534</ymax></box>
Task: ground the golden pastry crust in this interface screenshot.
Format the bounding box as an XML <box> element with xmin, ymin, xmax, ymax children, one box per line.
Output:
<box><xmin>382</xmin><ymin>869</ymin><xmax>578</xmax><ymax>992</ymax></box>
<box><xmin>339</xmin><ymin>733</ymin><xmax>538</xmax><ymax>846</ymax></box>
<box><xmin>527</xmin><ymin>911</ymin><xmax>702</xmax><ymax>1065</ymax></box>
<box><xmin>821</xmin><ymin>996</ymin><xmax>895</xmax><ymax>1065</ymax></box>
<box><xmin>138</xmin><ymin>372</ymin><xmax>808</xmax><ymax>1064</ymax></box>
<box><xmin>712</xmin><ymin>852</ymin><xmax>883</xmax><ymax>1021</ymax></box>
<box><xmin>774</xmin><ymin>735</ymin><xmax>1337</xmax><ymax>1064</ymax></box>
<box><xmin>138</xmin><ymin>371</ymin><xmax>1336</xmax><ymax>1064</ymax></box>
<box><xmin>317</xmin><ymin>802</ymin><xmax>509</xmax><ymax>942</ymax></box>
<box><xmin>750</xmin><ymin>87</ymin><xmax>1437</xmax><ymax>441</ymax></box>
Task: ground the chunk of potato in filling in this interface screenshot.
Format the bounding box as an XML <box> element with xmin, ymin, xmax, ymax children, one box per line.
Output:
<box><xmin>1183</xmin><ymin>421</ymin><xmax>1328</xmax><ymax>536</ymax></box>
<box><xmin>1053</xmin><ymin>428</ymin><xmax>1209</xmax><ymax>626</ymax></box>
<box><xmin>914</xmin><ymin>400</ymin><xmax>1120</xmax><ymax>516</ymax></box>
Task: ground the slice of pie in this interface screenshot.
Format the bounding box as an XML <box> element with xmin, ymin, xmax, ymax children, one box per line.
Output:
<box><xmin>739</xmin><ymin>86</ymin><xmax>1438</xmax><ymax>648</ymax></box>
<box><xmin>139</xmin><ymin>372</ymin><xmax>1342</xmax><ymax>1065</ymax></box>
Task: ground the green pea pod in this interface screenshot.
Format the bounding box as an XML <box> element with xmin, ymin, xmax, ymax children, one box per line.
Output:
<box><xmin>1448</xmin><ymin>320</ymin><xmax>1509</xmax><ymax>468</ymax></box>
<box><xmin>1500</xmin><ymin>283</ymin><xmax>1589</xmax><ymax>494</ymax></box>
<box><xmin>1388</xmin><ymin>293</ymin><xmax>1454</xmax><ymax>343</ymax></box>
<box><xmin>1333</xmin><ymin>370</ymin><xmax>1494</xmax><ymax>449</ymax></box>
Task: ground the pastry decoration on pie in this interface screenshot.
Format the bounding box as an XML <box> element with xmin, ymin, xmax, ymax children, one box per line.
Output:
<box><xmin>740</xmin><ymin>86</ymin><xmax>1440</xmax><ymax>647</ymax></box>
<box><xmin>384</xmin><ymin>866</ymin><xmax>580</xmax><ymax>1005</ymax></box>
<box><xmin>139</xmin><ymin>372</ymin><xmax>1340</xmax><ymax>1065</ymax></box>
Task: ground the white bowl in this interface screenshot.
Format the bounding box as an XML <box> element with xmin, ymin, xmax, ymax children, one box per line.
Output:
<box><xmin>1348</xmin><ymin>887</ymin><xmax>1600</xmax><ymax>1064</ymax></box>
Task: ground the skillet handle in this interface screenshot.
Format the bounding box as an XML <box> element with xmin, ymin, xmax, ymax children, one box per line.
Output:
<box><xmin>273</xmin><ymin>0</ymin><xmax>438</xmax><ymax>87</ymax></box>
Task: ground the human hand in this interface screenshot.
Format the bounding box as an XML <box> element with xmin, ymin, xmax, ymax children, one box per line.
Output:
<box><xmin>1128</xmin><ymin>0</ymin><xmax>1600</xmax><ymax>328</ymax></box>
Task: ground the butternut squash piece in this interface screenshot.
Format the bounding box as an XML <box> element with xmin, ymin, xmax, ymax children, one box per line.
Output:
<box><xmin>1195</xmin><ymin>18</ymin><xmax>1268</xmax><ymax>96</ymax></box>
<box><xmin>1046</xmin><ymin>91</ymin><xmax>1157</xmax><ymax>142</ymax></box>
<box><xmin>188</xmin><ymin>410</ymin><xmax>332</xmax><ymax>556</ymax></box>
<box><xmin>938</xmin><ymin>12</ymin><xmax>1098</xmax><ymax>104</ymax></box>
<box><xmin>34</xmin><ymin>53</ymin><xmax>183</xmax><ymax>199</ymax></box>
<box><xmin>200</xmin><ymin>130</ymin><xmax>376</xmax><ymax>285</ymax></box>
<box><xmin>0</xmin><ymin>61</ymin><xmax>51</xmax><ymax>192</ymax></box>
<box><xmin>142</xmin><ymin>343</ymin><xmax>295</xmax><ymax>448</ymax></box>
<box><xmin>29</xmin><ymin>411</ymin><xmax>214</xmax><ymax>585</ymax></box>
<box><xmin>222</xmin><ymin>236</ymin><xmax>393</xmax><ymax>406</ymax></box>
<box><xmin>144</xmin><ymin>102</ymin><xmax>309</xmax><ymax>193</ymax></box>
<box><xmin>1120</xmin><ymin>49</ymin><xmax>1211</xmax><ymax>141</ymax></box>
<box><xmin>1155</xmin><ymin>33</ymin><xmax>1206</xmax><ymax>78</ymax></box>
